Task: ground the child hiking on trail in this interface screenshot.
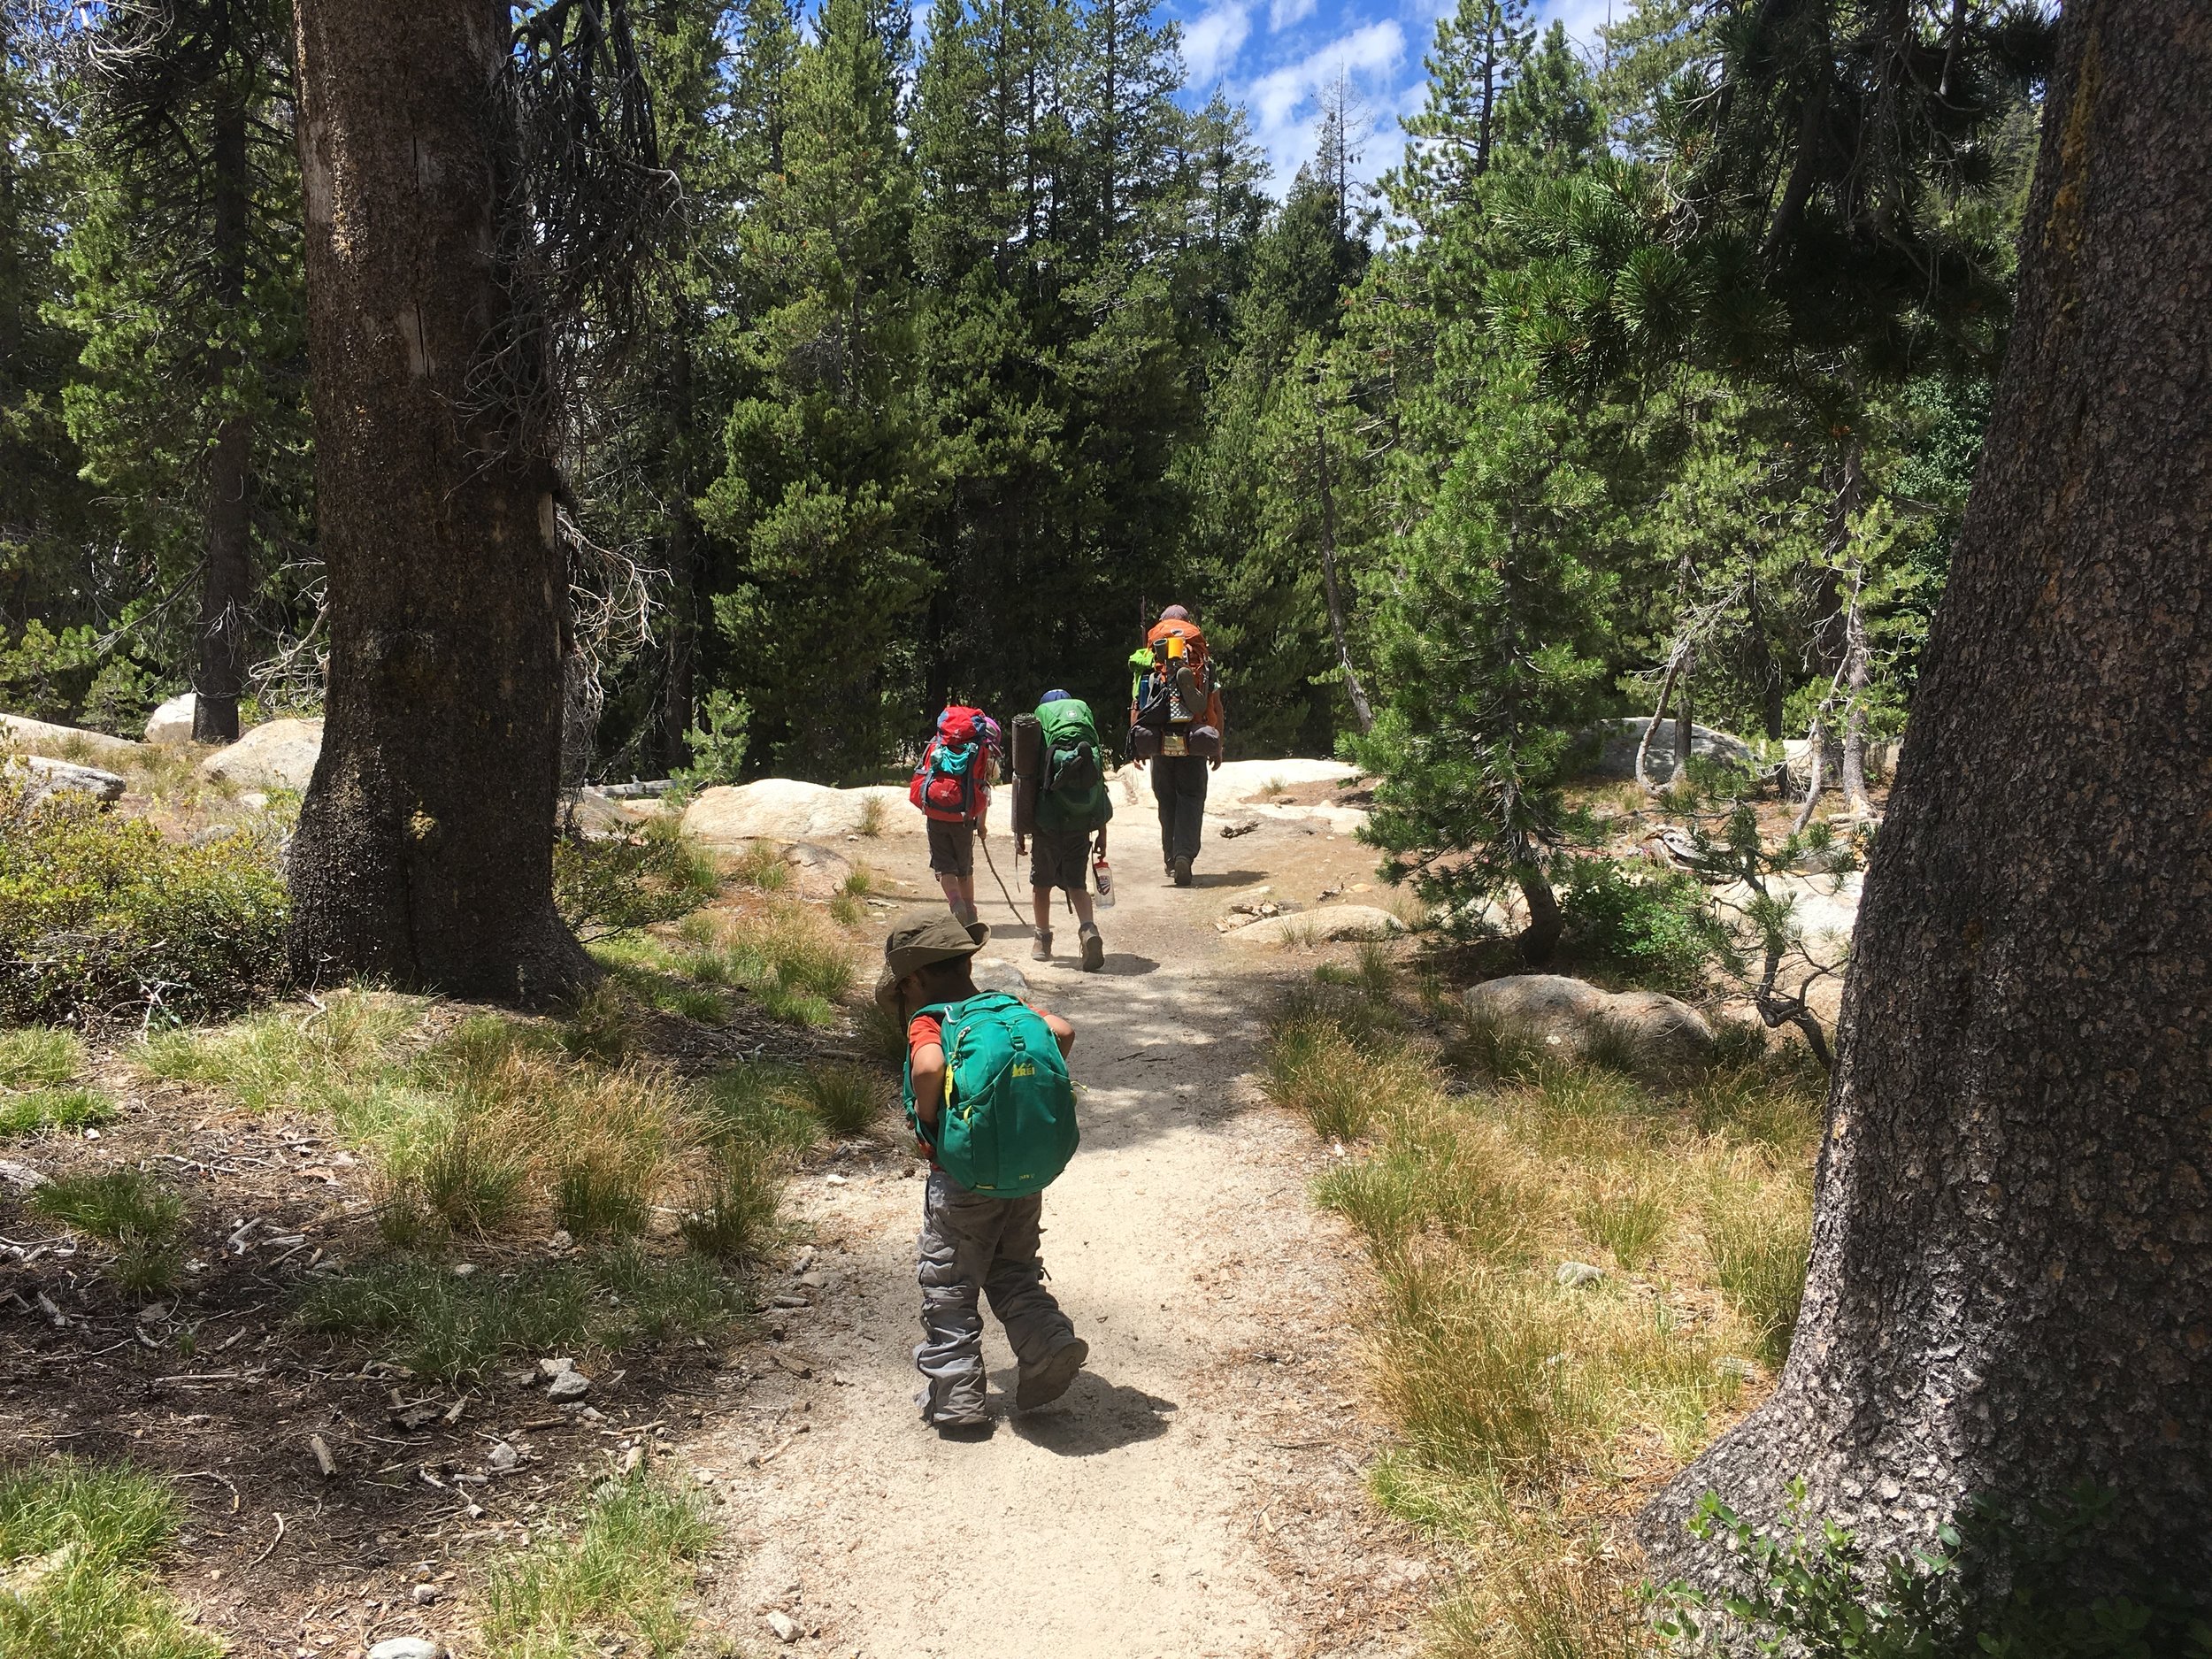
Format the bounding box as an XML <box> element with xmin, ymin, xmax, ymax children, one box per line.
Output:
<box><xmin>909</xmin><ymin>704</ymin><xmax>1002</xmax><ymax>929</ymax></box>
<box><xmin>1010</xmin><ymin>690</ymin><xmax>1111</xmax><ymax>971</ymax></box>
<box><xmin>1128</xmin><ymin>605</ymin><xmax>1225</xmax><ymax>887</ymax></box>
<box><xmin>876</xmin><ymin>915</ymin><xmax>1088</xmax><ymax>1435</ymax></box>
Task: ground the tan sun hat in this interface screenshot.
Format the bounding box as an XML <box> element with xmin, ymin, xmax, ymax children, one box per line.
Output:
<box><xmin>872</xmin><ymin>914</ymin><xmax>988</xmax><ymax>1015</ymax></box>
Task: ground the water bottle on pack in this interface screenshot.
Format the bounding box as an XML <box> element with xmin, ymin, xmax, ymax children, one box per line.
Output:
<box><xmin>1092</xmin><ymin>853</ymin><xmax>1115</xmax><ymax>908</ymax></box>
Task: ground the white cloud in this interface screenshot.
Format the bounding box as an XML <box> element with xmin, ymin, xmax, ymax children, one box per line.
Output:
<box><xmin>1268</xmin><ymin>0</ymin><xmax>1317</xmax><ymax>31</ymax></box>
<box><xmin>1239</xmin><ymin>19</ymin><xmax>1407</xmax><ymax>188</ymax></box>
<box><xmin>1181</xmin><ymin>3</ymin><xmax>1253</xmax><ymax>84</ymax></box>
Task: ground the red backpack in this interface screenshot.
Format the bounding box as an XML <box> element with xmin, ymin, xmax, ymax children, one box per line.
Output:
<box><xmin>909</xmin><ymin>706</ymin><xmax>992</xmax><ymax>823</ymax></box>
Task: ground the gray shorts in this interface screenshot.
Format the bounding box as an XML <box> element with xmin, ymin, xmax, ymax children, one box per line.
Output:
<box><xmin>1028</xmin><ymin>828</ymin><xmax>1091</xmax><ymax>893</ymax></box>
<box><xmin>927</xmin><ymin>818</ymin><xmax>975</xmax><ymax>879</ymax></box>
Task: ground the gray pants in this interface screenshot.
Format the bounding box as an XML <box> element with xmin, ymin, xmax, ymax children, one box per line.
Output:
<box><xmin>915</xmin><ymin>1169</ymin><xmax>1075</xmax><ymax>1424</ymax></box>
<box><xmin>1153</xmin><ymin>754</ymin><xmax>1209</xmax><ymax>865</ymax></box>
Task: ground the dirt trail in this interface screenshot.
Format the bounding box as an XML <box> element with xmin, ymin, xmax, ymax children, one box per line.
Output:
<box><xmin>686</xmin><ymin>792</ymin><xmax>1434</xmax><ymax>1657</ymax></box>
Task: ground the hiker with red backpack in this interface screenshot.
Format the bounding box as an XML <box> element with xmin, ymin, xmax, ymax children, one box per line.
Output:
<box><xmin>1127</xmin><ymin>605</ymin><xmax>1225</xmax><ymax>887</ymax></box>
<box><xmin>910</xmin><ymin>704</ymin><xmax>1002</xmax><ymax>929</ymax></box>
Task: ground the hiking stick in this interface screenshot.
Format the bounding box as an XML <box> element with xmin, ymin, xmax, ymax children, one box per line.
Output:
<box><xmin>979</xmin><ymin>834</ymin><xmax>1026</xmax><ymax>925</ymax></box>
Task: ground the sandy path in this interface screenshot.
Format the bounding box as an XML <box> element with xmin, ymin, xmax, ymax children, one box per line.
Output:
<box><xmin>685</xmin><ymin>800</ymin><xmax>1434</xmax><ymax>1658</ymax></box>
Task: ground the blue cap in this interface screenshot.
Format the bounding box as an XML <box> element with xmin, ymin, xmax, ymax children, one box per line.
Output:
<box><xmin>1040</xmin><ymin>689</ymin><xmax>1071</xmax><ymax>703</ymax></box>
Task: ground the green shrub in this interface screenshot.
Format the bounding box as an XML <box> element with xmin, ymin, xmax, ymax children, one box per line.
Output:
<box><xmin>1654</xmin><ymin>1483</ymin><xmax>2212</xmax><ymax>1659</ymax></box>
<box><xmin>1559</xmin><ymin>856</ymin><xmax>1734</xmax><ymax>995</ymax></box>
<box><xmin>554</xmin><ymin>818</ymin><xmax>720</xmax><ymax>943</ymax></box>
<box><xmin>0</xmin><ymin>787</ymin><xmax>288</xmax><ymax>1025</ymax></box>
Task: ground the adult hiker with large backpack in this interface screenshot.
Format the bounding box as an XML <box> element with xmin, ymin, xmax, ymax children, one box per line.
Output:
<box><xmin>1010</xmin><ymin>690</ymin><xmax>1111</xmax><ymax>971</ymax></box>
<box><xmin>875</xmin><ymin>914</ymin><xmax>1087</xmax><ymax>1432</ymax></box>
<box><xmin>1127</xmin><ymin>604</ymin><xmax>1225</xmax><ymax>887</ymax></box>
<box><xmin>909</xmin><ymin>703</ymin><xmax>1002</xmax><ymax>928</ymax></box>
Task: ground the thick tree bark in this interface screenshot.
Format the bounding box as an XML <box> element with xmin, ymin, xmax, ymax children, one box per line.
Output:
<box><xmin>286</xmin><ymin>0</ymin><xmax>589</xmax><ymax>1001</ymax></box>
<box><xmin>193</xmin><ymin>99</ymin><xmax>252</xmax><ymax>746</ymax></box>
<box><xmin>1644</xmin><ymin>0</ymin><xmax>2212</xmax><ymax>1595</ymax></box>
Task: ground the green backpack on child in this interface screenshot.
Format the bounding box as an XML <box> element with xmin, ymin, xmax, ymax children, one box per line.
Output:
<box><xmin>1033</xmin><ymin>696</ymin><xmax>1112</xmax><ymax>835</ymax></box>
<box><xmin>903</xmin><ymin>993</ymin><xmax>1079</xmax><ymax>1196</ymax></box>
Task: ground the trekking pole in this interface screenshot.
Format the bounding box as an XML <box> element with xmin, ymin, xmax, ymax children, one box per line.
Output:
<box><xmin>979</xmin><ymin>834</ymin><xmax>1026</xmax><ymax>925</ymax></box>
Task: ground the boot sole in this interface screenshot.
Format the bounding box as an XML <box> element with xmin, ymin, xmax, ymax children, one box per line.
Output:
<box><xmin>1016</xmin><ymin>1338</ymin><xmax>1089</xmax><ymax>1410</ymax></box>
<box><xmin>1079</xmin><ymin>932</ymin><xmax>1104</xmax><ymax>972</ymax></box>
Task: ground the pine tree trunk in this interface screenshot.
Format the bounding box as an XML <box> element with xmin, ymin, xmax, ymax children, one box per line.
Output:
<box><xmin>1838</xmin><ymin>559</ymin><xmax>1872</xmax><ymax>816</ymax></box>
<box><xmin>1643</xmin><ymin>0</ymin><xmax>2212</xmax><ymax>1594</ymax></box>
<box><xmin>285</xmin><ymin>0</ymin><xmax>589</xmax><ymax>1002</ymax></box>
<box><xmin>193</xmin><ymin>99</ymin><xmax>252</xmax><ymax>747</ymax></box>
<box><xmin>1311</xmin><ymin>396</ymin><xmax>1374</xmax><ymax>733</ymax></box>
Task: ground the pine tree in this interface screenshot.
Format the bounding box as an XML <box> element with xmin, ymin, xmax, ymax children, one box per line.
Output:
<box><xmin>58</xmin><ymin>0</ymin><xmax>312</xmax><ymax>742</ymax></box>
<box><xmin>0</xmin><ymin>19</ymin><xmax>96</xmax><ymax>680</ymax></box>
<box><xmin>701</xmin><ymin>0</ymin><xmax>933</xmax><ymax>779</ymax></box>
<box><xmin>1356</xmin><ymin>372</ymin><xmax>1613</xmax><ymax>962</ymax></box>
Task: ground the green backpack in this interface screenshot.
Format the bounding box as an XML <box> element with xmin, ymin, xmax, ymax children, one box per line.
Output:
<box><xmin>1033</xmin><ymin>697</ymin><xmax>1112</xmax><ymax>834</ymax></box>
<box><xmin>903</xmin><ymin>993</ymin><xmax>1079</xmax><ymax>1196</ymax></box>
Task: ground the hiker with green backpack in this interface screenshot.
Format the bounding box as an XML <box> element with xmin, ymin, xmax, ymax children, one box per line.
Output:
<box><xmin>876</xmin><ymin>914</ymin><xmax>1088</xmax><ymax>1433</ymax></box>
<box><xmin>1011</xmin><ymin>689</ymin><xmax>1112</xmax><ymax>972</ymax></box>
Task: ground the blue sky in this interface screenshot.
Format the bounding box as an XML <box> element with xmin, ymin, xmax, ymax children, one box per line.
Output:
<box><xmin>1164</xmin><ymin>0</ymin><xmax>1612</xmax><ymax>195</ymax></box>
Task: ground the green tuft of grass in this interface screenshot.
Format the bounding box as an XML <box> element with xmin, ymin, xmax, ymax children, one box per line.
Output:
<box><xmin>0</xmin><ymin>1456</ymin><xmax>221</xmax><ymax>1659</ymax></box>
<box><xmin>0</xmin><ymin>1026</ymin><xmax>81</xmax><ymax>1088</ymax></box>
<box><xmin>1261</xmin><ymin>1011</ymin><xmax>1432</xmax><ymax>1142</ymax></box>
<box><xmin>480</xmin><ymin>1472</ymin><xmax>714</xmax><ymax>1659</ymax></box>
<box><xmin>828</xmin><ymin>891</ymin><xmax>864</xmax><ymax>926</ymax></box>
<box><xmin>0</xmin><ymin>1087</ymin><xmax>115</xmax><ymax>1138</ymax></box>
<box><xmin>559</xmin><ymin>981</ymin><xmax>638</xmax><ymax>1064</ymax></box>
<box><xmin>1705</xmin><ymin>1177</ymin><xmax>1813</xmax><ymax>1365</ymax></box>
<box><xmin>136</xmin><ymin>990</ymin><xmax>419</xmax><ymax>1116</ymax></box>
<box><xmin>854</xmin><ymin>1001</ymin><xmax>908</xmax><ymax>1071</ymax></box>
<box><xmin>792</xmin><ymin>1064</ymin><xmax>881</xmax><ymax>1137</ymax></box>
<box><xmin>28</xmin><ymin>1168</ymin><xmax>186</xmax><ymax>1294</ymax></box>
<box><xmin>553</xmin><ymin>1158</ymin><xmax>651</xmax><ymax>1241</ymax></box>
<box><xmin>731</xmin><ymin>840</ymin><xmax>791</xmax><ymax>892</ymax></box>
<box><xmin>415</xmin><ymin>1118</ymin><xmax>527</xmax><ymax>1236</ymax></box>
<box><xmin>1442</xmin><ymin>1005</ymin><xmax>1545</xmax><ymax>1084</ymax></box>
<box><xmin>296</xmin><ymin>1249</ymin><xmax>741</xmax><ymax>1382</ymax></box>
<box><xmin>856</xmin><ymin>795</ymin><xmax>887</xmax><ymax>838</ymax></box>
<box><xmin>1316</xmin><ymin>1109</ymin><xmax>1543</xmax><ymax>1267</ymax></box>
<box><xmin>1573</xmin><ymin>1179</ymin><xmax>1672</xmax><ymax>1271</ymax></box>
<box><xmin>679</xmin><ymin>1141</ymin><xmax>783</xmax><ymax>1263</ymax></box>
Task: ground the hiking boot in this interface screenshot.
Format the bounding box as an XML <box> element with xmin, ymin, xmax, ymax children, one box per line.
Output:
<box><xmin>1016</xmin><ymin>1337</ymin><xmax>1089</xmax><ymax>1410</ymax></box>
<box><xmin>1078</xmin><ymin>924</ymin><xmax>1104</xmax><ymax>972</ymax></box>
<box><xmin>1171</xmin><ymin>855</ymin><xmax>1194</xmax><ymax>887</ymax></box>
<box><xmin>1031</xmin><ymin>930</ymin><xmax>1053</xmax><ymax>962</ymax></box>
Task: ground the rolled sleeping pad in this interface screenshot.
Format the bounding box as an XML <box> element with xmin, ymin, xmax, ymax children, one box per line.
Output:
<box><xmin>1010</xmin><ymin>712</ymin><xmax>1042</xmax><ymax>837</ymax></box>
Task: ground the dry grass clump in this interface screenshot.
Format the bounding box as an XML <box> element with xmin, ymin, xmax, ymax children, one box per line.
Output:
<box><xmin>593</xmin><ymin>902</ymin><xmax>856</xmax><ymax>1029</ymax></box>
<box><xmin>1264</xmin><ymin>972</ymin><xmax>1824</xmax><ymax>1657</ymax></box>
